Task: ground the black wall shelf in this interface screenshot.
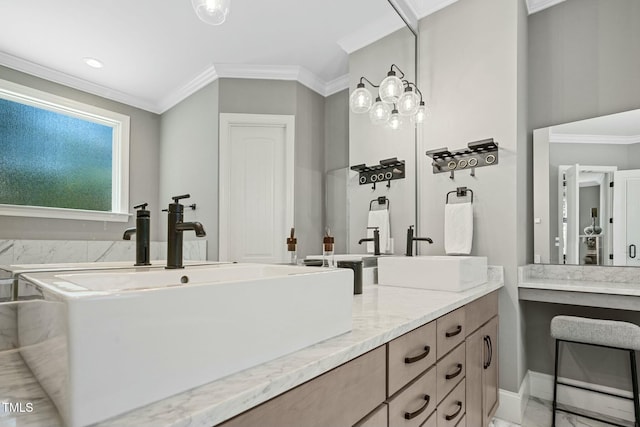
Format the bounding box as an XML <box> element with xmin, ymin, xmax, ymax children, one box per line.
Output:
<box><xmin>351</xmin><ymin>157</ymin><xmax>405</xmax><ymax>190</ymax></box>
<box><xmin>426</xmin><ymin>138</ymin><xmax>499</xmax><ymax>178</ymax></box>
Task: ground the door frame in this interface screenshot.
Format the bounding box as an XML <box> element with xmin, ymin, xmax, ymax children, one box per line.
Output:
<box><xmin>218</xmin><ymin>113</ymin><xmax>295</xmax><ymax>262</ymax></box>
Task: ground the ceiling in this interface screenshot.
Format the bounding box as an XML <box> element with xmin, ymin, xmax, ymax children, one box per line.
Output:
<box><xmin>0</xmin><ymin>0</ymin><xmax>563</xmax><ymax>114</ymax></box>
<box><xmin>550</xmin><ymin>109</ymin><xmax>640</xmax><ymax>145</ymax></box>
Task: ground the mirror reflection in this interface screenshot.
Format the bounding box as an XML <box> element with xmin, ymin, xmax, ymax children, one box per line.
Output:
<box><xmin>534</xmin><ymin>109</ymin><xmax>640</xmax><ymax>266</ymax></box>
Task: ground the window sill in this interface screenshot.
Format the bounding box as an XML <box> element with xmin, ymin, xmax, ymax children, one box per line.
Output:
<box><xmin>0</xmin><ymin>204</ymin><xmax>131</xmax><ymax>223</ymax></box>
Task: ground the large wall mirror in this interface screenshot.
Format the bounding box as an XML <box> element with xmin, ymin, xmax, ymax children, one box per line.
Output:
<box><xmin>327</xmin><ymin>0</ymin><xmax>417</xmax><ymax>255</ymax></box>
<box><xmin>533</xmin><ymin>109</ymin><xmax>640</xmax><ymax>267</ymax></box>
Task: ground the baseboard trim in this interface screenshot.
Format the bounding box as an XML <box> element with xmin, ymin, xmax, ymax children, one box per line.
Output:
<box><xmin>495</xmin><ymin>373</ymin><xmax>530</xmax><ymax>424</ymax></box>
<box><xmin>528</xmin><ymin>370</ymin><xmax>635</xmax><ymax>422</ymax></box>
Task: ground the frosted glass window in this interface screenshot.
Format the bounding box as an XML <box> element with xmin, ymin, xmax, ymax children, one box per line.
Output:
<box><xmin>0</xmin><ymin>79</ymin><xmax>130</xmax><ymax>222</ymax></box>
<box><xmin>0</xmin><ymin>98</ymin><xmax>113</xmax><ymax>211</ymax></box>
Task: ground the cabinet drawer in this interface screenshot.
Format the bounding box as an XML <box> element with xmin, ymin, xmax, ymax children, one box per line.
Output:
<box><xmin>219</xmin><ymin>346</ymin><xmax>386</xmax><ymax>427</ymax></box>
<box><xmin>436</xmin><ymin>342</ymin><xmax>465</xmax><ymax>403</ymax></box>
<box><xmin>354</xmin><ymin>404</ymin><xmax>388</xmax><ymax>427</ymax></box>
<box><xmin>422</xmin><ymin>411</ymin><xmax>438</xmax><ymax>427</ymax></box>
<box><xmin>437</xmin><ymin>307</ymin><xmax>465</xmax><ymax>359</ymax></box>
<box><xmin>437</xmin><ymin>379</ymin><xmax>466</xmax><ymax>427</ymax></box>
<box><xmin>388</xmin><ymin>366</ymin><xmax>437</xmax><ymax>427</ymax></box>
<box><xmin>388</xmin><ymin>321</ymin><xmax>436</xmax><ymax>396</ymax></box>
<box><xmin>465</xmin><ymin>291</ymin><xmax>498</xmax><ymax>335</ymax></box>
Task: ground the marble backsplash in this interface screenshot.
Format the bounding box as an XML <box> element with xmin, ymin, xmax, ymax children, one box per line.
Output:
<box><xmin>0</xmin><ymin>239</ymin><xmax>207</xmax><ymax>265</ymax></box>
<box><xmin>521</xmin><ymin>264</ymin><xmax>640</xmax><ymax>284</ymax></box>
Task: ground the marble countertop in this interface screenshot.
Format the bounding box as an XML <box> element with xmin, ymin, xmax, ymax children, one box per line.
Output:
<box><xmin>518</xmin><ymin>277</ymin><xmax>640</xmax><ymax>296</ymax></box>
<box><xmin>2</xmin><ymin>271</ymin><xmax>503</xmax><ymax>427</ymax></box>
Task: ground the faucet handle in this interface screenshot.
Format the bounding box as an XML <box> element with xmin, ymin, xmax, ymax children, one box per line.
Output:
<box><xmin>366</xmin><ymin>226</ymin><xmax>379</xmax><ymax>230</ymax></box>
<box><xmin>171</xmin><ymin>194</ymin><xmax>191</xmax><ymax>204</ymax></box>
<box><xmin>133</xmin><ymin>202</ymin><xmax>148</xmax><ymax>210</ymax></box>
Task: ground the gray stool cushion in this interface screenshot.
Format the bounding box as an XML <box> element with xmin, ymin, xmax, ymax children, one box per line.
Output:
<box><xmin>551</xmin><ymin>316</ymin><xmax>640</xmax><ymax>351</ymax></box>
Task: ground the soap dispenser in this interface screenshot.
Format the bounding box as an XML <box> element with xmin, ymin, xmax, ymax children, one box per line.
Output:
<box><xmin>323</xmin><ymin>229</ymin><xmax>335</xmax><ymax>268</ymax></box>
<box><xmin>287</xmin><ymin>227</ymin><xmax>297</xmax><ymax>265</ymax></box>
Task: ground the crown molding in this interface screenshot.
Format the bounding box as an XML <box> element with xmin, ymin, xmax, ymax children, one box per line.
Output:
<box><xmin>1</xmin><ymin>52</ymin><xmax>348</xmax><ymax>114</ymax></box>
<box><xmin>413</xmin><ymin>0</ymin><xmax>461</xmax><ymax>19</ymax></box>
<box><xmin>337</xmin><ymin>13</ymin><xmax>407</xmax><ymax>54</ymax></box>
<box><xmin>549</xmin><ymin>132</ymin><xmax>640</xmax><ymax>145</ymax></box>
<box><xmin>0</xmin><ymin>51</ymin><xmax>159</xmax><ymax>113</ymax></box>
<box><xmin>388</xmin><ymin>0</ymin><xmax>419</xmax><ymax>34</ymax></box>
<box><xmin>324</xmin><ymin>74</ymin><xmax>350</xmax><ymax>97</ymax></box>
<box><xmin>156</xmin><ymin>65</ymin><xmax>219</xmax><ymax>113</ymax></box>
<box><xmin>526</xmin><ymin>0</ymin><xmax>567</xmax><ymax>15</ymax></box>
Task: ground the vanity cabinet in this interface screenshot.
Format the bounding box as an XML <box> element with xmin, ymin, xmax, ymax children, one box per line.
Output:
<box><xmin>218</xmin><ymin>346</ymin><xmax>386</xmax><ymax>427</ymax></box>
<box><xmin>215</xmin><ymin>291</ymin><xmax>498</xmax><ymax>427</ymax></box>
<box><xmin>465</xmin><ymin>292</ymin><xmax>499</xmax><ymax>427</ymax></box>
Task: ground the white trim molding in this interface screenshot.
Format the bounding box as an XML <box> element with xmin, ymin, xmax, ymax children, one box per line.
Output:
<box><xmin>528</xmin><ymin>370</ymin><xmax>636</xmax><ymax>422</ymax></box>
<box><xmin>494</xmin><ymin>374</ymin><xmax>530</xmax><ymax>425</ymax></box>
<box><xmin>526</xmin><ymin>0</ymin><xmax>567</xmax><ymax>15</ymax></box>
<box><xmin>549</xmin><ymin>132</ymin><xmax>640</xmax><ymax>145</ymax></box>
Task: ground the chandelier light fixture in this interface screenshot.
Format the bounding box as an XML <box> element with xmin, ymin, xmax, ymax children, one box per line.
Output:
<box><xmin>191</xmin><ymin>0</ymin><xmax>230</xmax><ymax>25</ymax></box>
<box><xmin>349</xmin><ymin>64</ymin><xmax>426</xmax><ymax>129</ymax></box>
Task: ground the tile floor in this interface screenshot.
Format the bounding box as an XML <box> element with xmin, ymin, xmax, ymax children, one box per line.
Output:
<box><xmin>493</xmin><ymin>397</ymin><xmax>635</xmax><ymax>427</ymax></box>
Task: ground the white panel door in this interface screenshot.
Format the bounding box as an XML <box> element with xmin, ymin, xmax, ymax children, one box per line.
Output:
<box><xmin>565</xmin><ymin>165</ymin><xmax>580</xmax><ymax>265</ymax></box>
<box><xmin>613</xmin><ymin>170</ymin><xmax>640</xmax><ymax>266</ymax></box>
<box><xmin>227</xmin><ymin>125</ymin><xmax>287</xmax><ymax>263</ymax></box>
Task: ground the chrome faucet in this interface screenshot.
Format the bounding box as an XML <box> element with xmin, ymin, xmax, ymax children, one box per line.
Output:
<box><xmin>123</xmin><ymin>203</ymin><xmax>151</xmax><ymax>266</ymax></box>
<box><xmin>405</xmin><ymin>225</ymin><xmax>433</xmax><ymax>256</ymax></box>
<box><xmin>358</xmin><ymin>227</ymin><xmax>380</xmax><ymax>256</ymax></box>
<box><xmin>166</xmin><ymin>194</ymin><xmax>206</xmax><ymax>269</ymax></box>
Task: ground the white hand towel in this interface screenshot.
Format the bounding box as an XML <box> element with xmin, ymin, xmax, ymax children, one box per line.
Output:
<box><xmin>444</xmin><ymin>202</ymin><xmax>473</xmax><ymax>255</ymax></box>
<box><xmin>367</xmin><ymin>209</ymin><xmax>391</xmax><ymax>254</ymax></box>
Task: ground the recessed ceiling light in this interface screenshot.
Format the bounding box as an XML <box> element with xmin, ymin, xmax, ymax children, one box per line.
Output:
<box><xmin>83</xmin><ymin>57</ymin><xmax>104</xmax><ymax>69</ymax></box>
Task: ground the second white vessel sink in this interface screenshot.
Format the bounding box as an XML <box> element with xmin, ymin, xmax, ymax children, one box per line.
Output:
<box><xmin>377</xmin><ymin>255</ymin><xmax>487</xmax><ymax>291</ymax></box>
<box><xmin>18</xmin><ymin>263</ymin><xmax>353</xmax><ymax>427</ymax></box>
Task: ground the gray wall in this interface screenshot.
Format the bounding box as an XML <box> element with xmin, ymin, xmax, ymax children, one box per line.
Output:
<box><xmin>0</xmin><ymin>65</ymin><xmax>162</xmax><ymax>241</ymax></box>
<box><xmin>529</xmin><ymin>0</ymin><xmax>640</xmax><ymax>131</ymax></box>
<box><xmin>159</xmin><ymin>81</ymin><xmax>219</xmax><ymax>259</ymax></box>
<box><xmin>418</xmin><ymin>0</ymin><xmax>528</xmax><ymax>393</ymax></box>
<box><xmin>527</xmin><ymin>0</ymin><xmax>640</xmax><ymax>388</ymax></box>
<box><xmin>160</xmin><ymin>79</ymin><xmax>325</xmax><ymax>260</ymax></box>
<box><xmin>348</xmin><ymin>28</ymin><xmax>416</xmax><ymax>256</ymax></box>
<box><xmin>324</xmin><ymin>90</ymin><xmax>349</xmax><ymax>253</ymax></box>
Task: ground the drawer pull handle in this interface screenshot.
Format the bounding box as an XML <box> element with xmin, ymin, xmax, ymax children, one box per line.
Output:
<box><xmin>444</xmin><ymin>401</ymin><xmax>463</xmax><ymax>421</ymax></box>
<box><xmin>445</xmin><ymin>363</ymin><xmax>463</xmax><ymax>380</ymax></box>
<box><xmin>404</xmin><ymin>395</ymin><xmax>431</xmax><ymax>420</ymax></box>
<box><xmin>404</xmin><ymin>346</ymin><xmax>431</xmax><ymax>364</ymax></box>
<box><xmin>445</xmin><ymin>325</ymin><xmax>462</xmax><ymax>338</ymax></box>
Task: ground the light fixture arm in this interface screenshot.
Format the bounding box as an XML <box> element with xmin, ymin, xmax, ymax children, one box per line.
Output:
<box><xmin>389</xmin><ymin>64</ymin><xmax>406</xmax><ymax>79</ymax></box>
<box><xmin>359</xmin><ymin>76</ymin><xmax>379</xmax><ymax>88</ymax></box>
<box><xmin>405</xmin><ymin>81</ymin><xmax>423</xmax><ymax>102</ymax></box>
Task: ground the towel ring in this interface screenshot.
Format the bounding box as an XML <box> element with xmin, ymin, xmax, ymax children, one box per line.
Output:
<box><xmin>446</xmin><ymin>187</ymin><xmax>473</xmax><ymax>204</ymax></box>
<box><xmin>370</xmin><ymin>196</ymin><xmax>390</xmax><ymax>211</ymax></box>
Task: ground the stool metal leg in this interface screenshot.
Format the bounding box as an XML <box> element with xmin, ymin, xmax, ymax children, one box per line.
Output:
<box><xmin>631</xmin><ymin>350</ymin><xmax>639</xmax><ymax>427</ymax></box>
<box><xmin>553</xmin><ymin>339</ymin><xmax>560</xmax><ymax>427</ymax></box>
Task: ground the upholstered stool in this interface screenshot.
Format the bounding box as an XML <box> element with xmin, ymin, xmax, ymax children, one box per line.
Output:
<box><xmin>551</xmin><ymin>316</ymin><xmax>640</xmax><ymax>427</ymax></box>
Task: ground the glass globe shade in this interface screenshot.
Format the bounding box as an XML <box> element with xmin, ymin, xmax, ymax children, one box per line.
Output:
<box><xmin>411</xmin><ymin>103</ymin><xmax>427</xmax><ymax>124</ymax></box>
<box><xmin>369</xmin><ymin>98</ymin><xmax>391</xmax><ymax>125</ymax></box>
<box><xmin>349</xmin><ymin>85</ymin><xmax>372</xmax><ymax>113</ymax></box>
<box><xmin>398</xmin><ymin>89</ymin><xmax>419</xmax><ymax>116</ymax></box>
<box><xmin>378</xmin><ymin>73</ymin><xmax>403</xmax><ymax>104</ymax></box>
<box><xmin>388</xmin><ymin>110</ymin><xmax>402</xmax><ymax>130</ymax></box>
<box><xmin>192</xmin><ymin>0</ymin><xmax>230</xmax><ymax>25</ymax></box>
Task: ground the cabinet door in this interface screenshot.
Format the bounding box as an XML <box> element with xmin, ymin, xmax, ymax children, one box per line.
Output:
<box><xmin>465</xmin><ymin>328</ymin><xmax>483</xmax><ymax>427</ymax></box>
<box><xmin>482</xmin><ymin>317</ymin><xmax>499</xmax><ymax>425</ymax></box>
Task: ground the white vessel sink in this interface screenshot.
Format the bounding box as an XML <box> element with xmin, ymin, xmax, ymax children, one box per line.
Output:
<box><xmin>377</xmin><ymin>256</ymin><xmax>487</xmax><ymax>291</ymax></box>
<box><xmin>17</xmin><ymin>263</ymin><xmax>353</xmax><ymax>427</ymax></box>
